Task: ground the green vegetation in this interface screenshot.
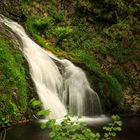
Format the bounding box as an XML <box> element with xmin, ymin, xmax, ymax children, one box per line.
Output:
<box><xmin>29</xmin><ymin>98</ymin><xmax>43</xmax><ymax>117</ymax></box>
<box><xmin>40</xmin><ymin>111</ymin><xmax>122</xmax><ymax>140</ymax></box>
<box><xmin>0</xmin><ymin>36</ymin><xmax>28</xmax><ymax>125</ymax></box>
<box><xmin>20</xmin><ymin>0</ymin><xmax>140</xmax><ymax>113</ymax></box>
<box><xmin>30</xmin><ymin>98</ymin><xmax>42</xmax><ymax>109</ymax></box>
<box><xmin>21</xmin><ymin>0</ymin><xmax>128</xmax><ymax>110</ymax></box>
<box><xmin>102</xmin><ymin>115</ymin><xmax>122</xmax><ymax>140</ymax></box>
<box><xmin>0</xmin><ymin>0</ymin><xmax>139</xmax><ymax>128</ymax></box>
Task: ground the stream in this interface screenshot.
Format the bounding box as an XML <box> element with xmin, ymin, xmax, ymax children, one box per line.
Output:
<box><xmin>5</xmin><ymin>116</ymin><xmax>140</xmax><ymax>140</ymax></box>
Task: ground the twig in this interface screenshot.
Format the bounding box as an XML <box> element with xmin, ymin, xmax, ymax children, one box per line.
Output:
<box><xmin>0</xmin><ymin>128</ymin><xmax>6</xmax><ymax>140</ymax></box>
<box><xmin>2</xmin><ymin>128</ymin><xmax>6</xmax><ymax>140</ymax></box>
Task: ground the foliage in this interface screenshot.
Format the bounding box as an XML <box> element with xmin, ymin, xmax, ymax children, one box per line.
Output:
<box><xmin>8</xmin><ymin>102</ymin><xmax>19</xmax><ymax>116</ymax></box>
<box><xmin>0</xmin><ymin>36</ymin><xmax>27</xmax><ymax>107</ymax></box>
<box><xmin>51</xmin><ymin>26</ymin><xmax>73</xmax><ymax>40</ymax></box>
<box><xmin>40</xmin><ymin>114</ymin><xmax>122</xmax><ymax>140</ymax></box>
<box><xmin>90</xmin><ymin>70</ymin><xmax>122</xmax><ymax>106</ymax></box>
<box><xmin>0</xmin><ymin>36</ymin><xmax>28</xmax><ymax>125</ymax></box>
<box><xmin>104</xmin><ymin>23</ymin><xmax>131</xmax><ymax>40</ymax></box>
<box><xmin>30</xmin><ymin>98</ymin><xmax>42</xmax><ymax>109</ymax></box>
<box><xmin>0</xmin><ymin>117</ymin><xmax>11</xmax><ymax>127</ymax></box>
<box><xmin>37</xmin><ymin>110</ymin><xmax>50</xmax><ymax>117</ymax></box>
<box><xmin>25</xmin><ymin>16</ymin><xmax>61</xmax><ymax>54</ymax></box>
<box><xmin>43</xmin><ymin>115</ymin><xmax>100</xmax><ymax>140</ymax></box>
<box><xmin>28</xmin><ymin>98</ymin><xmax>43</xmax><ymax>118</ymax></box>
<box><xmin>45</xmin><ymin>1</ymin><xmax>66</xmax><ymax>21</ymax></box>
<box><xmin>102</xmin><ymin>115</ymin><xmax>122</xmax><ymax>140</ymax></box>
<box><xmin>109</xmin><ymin>66</ymin><xmax>137</xmax><ymax>90</ymax></box>
<box><xmin>22</xmin><ymin>0</ymin><xmax>32</xmax><ymax>4</ymax></box>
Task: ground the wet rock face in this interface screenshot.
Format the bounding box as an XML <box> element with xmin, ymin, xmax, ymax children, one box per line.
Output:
<box><xmin>0</xmin><ymin>22</ymin><xmax>22</xmax><ymax>49</ymax></box>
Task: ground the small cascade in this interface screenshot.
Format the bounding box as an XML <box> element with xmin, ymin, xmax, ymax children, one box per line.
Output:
<box><xmin>61</xmin><ymin>59</ymin><xmax>102</xmax><ymax>116</ymax></box>
<box><xmin>0</xmin><ymin>15</ymin><xmax>102</xmax><ymax>119</ymax></box>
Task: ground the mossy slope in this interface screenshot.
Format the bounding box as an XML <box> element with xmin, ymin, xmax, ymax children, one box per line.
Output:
<box><xmin>20</xmin><ymin>0</ymin><xmax>140</xmax><ymax>114</ymax></box>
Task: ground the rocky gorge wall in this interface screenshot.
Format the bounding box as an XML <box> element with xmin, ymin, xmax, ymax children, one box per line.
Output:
<box><xmin>0</xmin><ymin>0</ymin><xmax>140</xmax><ymax>119</ymax></box>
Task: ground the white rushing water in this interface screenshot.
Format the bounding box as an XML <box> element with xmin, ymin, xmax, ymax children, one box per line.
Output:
<box><xmin>0</xmin><ymin>15</ymin><xmax>102</xmax><ymax>119</ymax></box>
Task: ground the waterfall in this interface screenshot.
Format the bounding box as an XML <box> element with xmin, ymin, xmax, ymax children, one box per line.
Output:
<box><xmin>0</xmin><ymin>15</ymin><xmax>102</xmax><ymax>119</ymax></box>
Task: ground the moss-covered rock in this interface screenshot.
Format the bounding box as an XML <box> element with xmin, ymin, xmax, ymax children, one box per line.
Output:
<box><xmin>0</xmin><ymin>23</ymin><xmax>37</xmax><ymax>126</ymax></box>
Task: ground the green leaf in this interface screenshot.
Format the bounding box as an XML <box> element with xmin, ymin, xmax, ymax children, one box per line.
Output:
<box><xmin>116</xmin><ymin>121</ymin><xmax>122</xmax><ymax>126</ymax></box>
<box><xmin>111</xmin><ymin>132</ymin><xmax>116</xmax><ymax>136</ymax></box>
<box><xmin>30</xmin><ymin>99</ymin><xmax>42</xmax><ymax>108</ymax></box>
<box><xmin>116</xmin><ymin>127</ymin><xmax>122</xmax><ymax>131</ymax></box>
<box><xmin>104</xmin><ymin>133</ymin><xmax>109</xmax><ymax>138</ymax></box>
<box><xmin>37</xmin><ymin>110</ymin><xmax>50</xmax><ymax>116</ymax></box>
<box><xmin>112</xmin><ymin>115</ymin><xmax>120</xmax><ymax>120</ymax></box>
<box><xmin>49</xmin><ymin>131</ymin><xmax>56</xmax><ymax>137</ymax></box>
<box><xmin>95</xmin><ymin>133</ymin><xmax>100</xmax><ymax>138</ymax></box>
<box><xmin>103</xmin><ymin>126</ymin><xmax>111</xmax><ymax>131</ymax></box>
<box><xmin>41</xmin><ymin>123</ymin><xmax>47</xmax><ymax>129</ymax></box>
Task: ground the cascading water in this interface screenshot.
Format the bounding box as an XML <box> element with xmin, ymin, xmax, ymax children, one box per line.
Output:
<box><xmin>0</xmin><ymin>15</ymin><xmax>102</xmax><ymax>119</ymax></box>
<box><xmin>61</xmin><ymin>59</ymin><xmax>102</xmax><ymax>116</ymax></box>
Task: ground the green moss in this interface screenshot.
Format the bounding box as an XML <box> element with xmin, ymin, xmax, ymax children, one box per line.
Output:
<box><xmin>110</xmin><ymin>67</ymin><xmax>128</xmax><ymax>86</ymax></box>
<box><xmin>0</xmin><ymin>36</ymin><xmax>27</xmax><ymax>122</ymax></box>
<box><xmin>107</xmin><ymin>76</ymin><xmax>122</xmax><ymax>104</ymax></box>
<box><xmin>22</xmin><ymin>0</ymin><xmax>32</xmax><ymax>4</ymax></box>
<box><xmin>88</xmin><ymin>68</ymin><xmax>122</xmax><ymax>106</ymax></box>
<box><xmin>25</xmin><ymin>17</ymin><xmax>61</xmax><ymax>53</ymax></box>
<box><xmin>104</xmin><ymin>23</ymin><xmax>131</xmax><ymax>40</ymax></box>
